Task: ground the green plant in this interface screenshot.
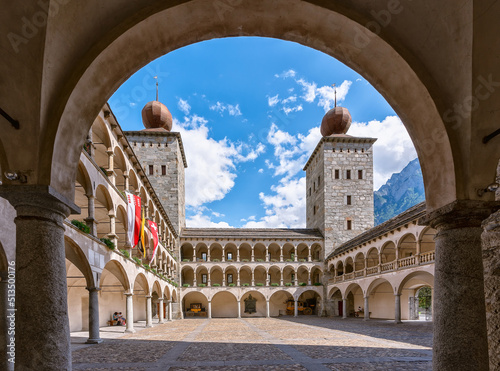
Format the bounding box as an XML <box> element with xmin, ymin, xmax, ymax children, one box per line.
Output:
<box><xmin>183</xmin><ymin>283</ymin><xmax>190</xmax><ymax>287</ymax></box>
<box><xmin>228</xmin><ymin>283</ymin><xmax>236</xmax><ymax>287</ymax></box>
<box><xmin>198</xmin><ymin>283</ymin><xmax>206</xmax><ymax>287</ymax></box>
<box><xmin>242</xmin><ymin>283</ymin><xmax>249</xmax><ymax>287</ymax></box>
<box><xmin>271</xmin><ymin>259</ymin><xmax>278</xmax><ymax>262</ymax></box>
<box><xmin>143</xmin><ymin>263</ymin><xmax>151</xmax><ymax>270</ymax></box>
<box><xmin>213</xmin><ymin>258</ymin><xmax>220</xmax><ymax>262</ymax></box>
<box><xmin>286</xmin><ymin>259</ymin><xmax>293</xmax><ymax>262</ymax></box>
<box><xmin>285</xmin><ymin>282</ymin><xmax>292</xmax><ymax>286</ymax></box>
<box><xmin>256</xmin><ymin>259</ymin><xmax>264</xmax><ymax>262</ymax></box>
<box><xmin>213</xmin><ymin>283</ymin><xmax>221</xmax><ymax>287</ymax></box>
<box><xmin>99</xmin><ymin>166</ymin><xmax>109</xmax><ymax>178</ymax></box>
<box><xmin>242</xmin><ymin>259</ymin><xmax>249</xmax><ymax>262</ymax></box>
<box><xmin>313</xmin><ymin>282</ymin><xmax>322</xmax><ymax>286</ymax></box>
<box><xmin>271</xmin><ymin>283</ymin><xmax>279</xmax><ymax>287</ymax></box>
<box><xmin>152</xmin><ymin>268</ymin><xmax>157</xmax><ymax>274</ymax></box>
<box><xmin>133</xmin><ymin>257</ymin><xmax>142</xmax><ymax>265</ymax></box>
<box><xmin>71</xmin><ymin>219</ymin><xmax>90</xmax><ymax>234</ymax></box>
<box><xmin>119</xmin><ymin>249</ymin><xmax>130</xmax><ymax>258</ymax></box>
<box><xmin>182</xmin><ymin>258</ymin><xmax>190</xmax><ymax>262</ymax></box>
<box><xmin>299</xmin><ymin>259</ymin><xmax>306</xmax><ymax>262</ymax></box>
<box><xmin>256</xmin><ymin>283</ymin><xmax>264</xmax><ymax>286</ymax></box>
<box><xmin>299</xmin><ymin>282</ymin><xmax>307</xmax><ymax>286</ymax></box>
<box><xmin>100</xmin><ymin>237</ymin><xmax>115</xmax><ymax>250</ymax></box>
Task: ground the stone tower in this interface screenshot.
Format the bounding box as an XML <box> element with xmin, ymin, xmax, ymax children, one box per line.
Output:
<box><xmin>304</xmin><ymin>106</ymin><xmax>376</xmax><ymax>258</ymax></box>
<box><xmin>124</xmin><ymin>100</ymin><xmax>187</xmax><ymax>234</ymax></box>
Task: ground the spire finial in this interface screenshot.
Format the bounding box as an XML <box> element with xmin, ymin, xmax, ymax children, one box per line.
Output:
<box><xmin>154</xmin><ymin>76</ymin><xmax>159</xmax><ymax>101</ymax></box>
<box><xmin>332</xmin><ymin>83</ymin><xmax>337</xmax><ymax>108</ymax></box>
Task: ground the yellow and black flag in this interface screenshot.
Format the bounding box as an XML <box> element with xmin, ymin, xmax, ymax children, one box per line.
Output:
<box><xmin>137</xmin><ymin>208</ymin><xmax>146</xmax><ymax>258</ymax></box>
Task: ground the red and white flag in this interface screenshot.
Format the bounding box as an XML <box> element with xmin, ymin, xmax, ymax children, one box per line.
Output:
<box><xmin>125</xmin><ymin>192</ymin><xmax>142</xmax><ymax>248</ymax></box>
<box><xmin>148</xmin><ymin>220</ymin><xmax>159</xmax><ymax>264</ymax></box>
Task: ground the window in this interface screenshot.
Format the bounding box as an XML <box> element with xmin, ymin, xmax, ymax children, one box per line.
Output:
<box><xmin>313</xmin><ymin>181</ymin><xmax>316</xmax><ymax>191</ymax></box>
<box><xmin>334</xmin><ymin>169</ymin><xmax>340</xmax><ymax>179</ymax></box>
<box><xmin>227</xmin><ymin>252</ymin><xmax>233</xmax><ymax>261</ymax></box>
<box><xmin>227</xmin><ymin>274</ymin><xmax>233</xmax><ymax>284</ymax></box>
<box><xmin>346</xmin><ymin>170</ymin><xmax>351</xmax><ymax>179</ymax></box>
<box><xmin>347</xmin><ymin>219</ymin><xmax>352</xmax><ymax>230</ymax></box>
<box><xmin>358</xmin><ymin>170</ymin><xmax>363</xmax><ymax>179</ymax></box>
<box><xmin>346</xmin><ymin>195</ymin><xmax>352</xmax><ymax>205</ymax></box>
<box><xmin>149</xmin><ymin>165</ymin><xmax>154</xmax><ymax>175</ymax></box>
<box><xmin>309</xmin><ymin>188</ymin><xmax>312</xmax><ymax>196</ymax></box>
<box><xmin>201</xmin><ymin>252</ymin><xmax>207</xmax><ymax>261</ymax></box>
<box><xmin>313</xmin><ymin>205</ymin><xmax>317</xmax><ymax>215</ymax></box>
<box><xmin>268</xmin><ymin>274</ymin><xmax>272</xmax><ymax>284</ymax></box>
<box><xmin>317</xmin><ymin>175</ymin><xmax>321</xmax><ymax>186</ymax></box>
<box><xmin>162</xmin><ymin>165</ymin><xmax>166</xmax><ymax>176</ymax></box>
<box><xmin>202</xmin><ymin>274</ymin><xmax>207</xmax><ymax>284</ymax></box>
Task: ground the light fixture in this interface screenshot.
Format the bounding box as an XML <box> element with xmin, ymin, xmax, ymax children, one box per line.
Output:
<box><xmin>477</xmin><ymin>182</ymin><xmax>500</xmax><ymax>197</ymax></box>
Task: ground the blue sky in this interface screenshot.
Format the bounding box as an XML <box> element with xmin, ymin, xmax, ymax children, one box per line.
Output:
<box><xmin>109</xmin><ymin>37</ymin><xmax>417</xmax><ymax>228</ymax></box>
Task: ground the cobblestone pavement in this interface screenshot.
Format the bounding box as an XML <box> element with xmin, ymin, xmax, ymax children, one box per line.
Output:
<box><xmin>72</xmin><ymin>317</ymin><xmax>432</xmax><ymax>370</ymax></box>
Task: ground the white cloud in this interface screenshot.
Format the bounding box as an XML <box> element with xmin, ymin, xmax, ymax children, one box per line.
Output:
<box><xmin>283</xmin><ymin>105</ymin><xmax>303</xmax><ymax>115</ymax></box>
<box><xmin>258</xmin><ymin>168</ymin><xmax>264</xmax><ymax>173</ymax></box>
<box><xmin>243</xmin><ymin>177</ymin><xmax>306</xmax><ymax>228</ymax></box>
<box><xmin>282</xmin><ymin>95</ymin><xmax>297</xmax><ymax>104</ymax></box>
<box><xmin>349</xmin><ymin>116</ymin><xmax>417</xmax><ymax>190</ymax></box>
<box><xmin>268</xmin><ymin>94</ymin><xmax>280</xmax><ymax>107</ymax></box>
<box><xmin>173</xmin><ymin>115</ymin><xmax>265</xmax><ymax>208</ymax></box>
<box><xmin>210</xmin><ymin>101</ymin><xmax>242</xmax><ymax>116</ymax></box>
<box><xmin>129</xmin><ymin>102</ymin><xmax>137</xmax><ymax>107</ymax></box>
<box><xmin>178</xmin><ymin>98</ymin><xmax>191</xmax><ymax>115</ymax></box>
<box><xmin>296</xmin><ymin>78</ymin><xmax>317</xmax><ymax>102</ymax></box>
<box><xmin>275</xmin><ymin>69</ymin><xmax>296</xmax><ymax>79</ymax></box>
<box><xmin>212</xmin><ymin>211</ymin><xmax>225</xmax><ymax>218</ymax></box>
<box><xmin>187</xmin><ymin>211</ymin><xmax>233</xmax><ymax>228</ymax></box>
<box><xmin>267</xmin><ymin>123</ymin><xmax>297</xmax><ymax>147</ymax></box>
<box><xmin>316</xmin><ymin>80</ymin><xmax>352</xmax><ymax>112</ymax></box>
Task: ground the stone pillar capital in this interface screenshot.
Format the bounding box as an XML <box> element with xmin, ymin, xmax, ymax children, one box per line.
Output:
<box><xmin>0</xmin><ymin>185</ymin><xmax>80</xmax><ymax>218</ymax></box>
<box><xmin>86</xmin><ymin>287</ymin><xmax>101</xmax><ymax>293</ymax></box>
<box><xmin>145</xmin><ymin>295</ymin><xmax>152</xmax><ymax>299</ymax></box>
<box><xmin>420</xmin><ymin>200</ymin><xmax>500</xmax><ymax>230</ymax></box>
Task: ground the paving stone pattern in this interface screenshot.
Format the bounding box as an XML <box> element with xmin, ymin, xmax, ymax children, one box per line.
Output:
<box><xmin>72</xmin><ymin>317</ymin><xmax>432</xmax><ymax>370</ymax></box>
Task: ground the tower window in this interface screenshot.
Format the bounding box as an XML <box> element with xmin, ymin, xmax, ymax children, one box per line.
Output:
<box><xmin>334</xmin><ymin>169</ymin><xmax>340</xmax><ymax>179</ymax></box>
<box><xmin>346</xmin><ymin>170</ymin><xmax>351</xmax><ymax>179</ymax></box>
<box><xmin>318</xmin><ymin>175</ymin><xmax>320</xmax><ymax>186</ymax></box>
<box><xmin>346</xmin><ymin>195</ymin><xmax>352</xmax><ymax>205</ymax></box>
<box><xmin>313</xmin><ymin>182</ymin><xmax>316</xmax><ymax>191</ymax></box>
<box><xmin>313</xmin><ymin>205</ymin><xmax>317</xmax><ymax>215</ymax></box>
<box><xmin>162</xmin><ymin>165</ymin><xmax>166</xmax><ymax>176</ymax></box>
<box><xmin>149</xmin><ymin>165</ymin><xmax>154</xmax><ymax>175</ymax></box>
<box><xmin>358</xmin><ymin>170</ymin><xmax>363</xmax><ymax>179</ymax></box>
<box><xmin>347</xmin><ymin>219</ymin><xmax>352</xmax><ymax>230</ymax></box>
<box><xmin>309</xmin><ymin>188</ymin><xmax>312</xmax><ymax>196</ymax></box>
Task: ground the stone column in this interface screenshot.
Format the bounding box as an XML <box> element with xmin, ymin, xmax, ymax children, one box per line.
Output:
<box><xmin>421</xmin><ymin>200</ymin><xmax>497</xmax><ymax>371</ymax></box>
<box><xmin>84</xmin><ymin>194</ymin><xmax>97</xmax><ymax>236</ymax></box>
<box><xmin>168</xmin><ymin>300</ymin><xmax>173</xmax><ymax>321</ymax></box>
<box><xmin>342</xmin><ymin>299</ymin><xmax>347</xmax><ymax>319</ymax></box>
<box><xmin>222</xmin><ymin>247</ymin><xmax>225</xmax><ymax>262</ymax></box>
<box><xmin>106</xmin><ymin>150</ymin><xmax>116</xmax><ymax>185</ymax></box>
<box><xmin>364</xmin><ymin>296</ymin><xmax>370</xmax><ymax>321</ymax></box>
<box><xmin>251</xmin><ymin>270</ymin><xmax>255</xmax><ymax>286</ymax></box>
<box><xmin>482</xmin><ymin>209</ymin><xmax>500</xmax><ymax>370</ymax></box>
<box><xmin>280</xmin><ymin>246</ymin><xmax>283</xmax><ymax>262</ymax></box>
<box><xmin>308</xmin><ymin>270</ymin><xmax>312</xmax><ymax>286</ymax></box>
<box><xmin>192</xmin><ymin>249</ymin><xmax>196</xmax><ymax>262</ymax></box>
<box><xmin>207</xmin><ymin>249</ymin><xmax>211</xmax><ymax>262</ymax></box>
<box><xmin>394</xmin><ymin>294</ymin><xmax>402</xmax><ymax>324</ymax></box>
<box><xmin>158</xmin><ymin>298</ymin><xmax>164</xmax><ymax>324</ymax></box>
<box><xmin>0</xmin><ymin>186</ymin><xmax>77</xmax><ymax>371</ymax></box>
<box><xmin>146</xmin><ymin>295</ymin><xmax>153</xmax><ymax>327</ymax></box>
<box><xmin>237</xmin><ymin>248</ymin><xmax>240</xmax><ymax>262</ymax></box>
<box><xmin>308</xmin><ymin>247</ymin><xmax>312</xmax><ymax>262</ymax></box>
<box><xmin>208</xmin><ymin>271</ymin><xmax>211</xmax><ymax>287</ymax></box>
<box><xmin>125</xmin><ymin>293</ymin><xmax>136</xmax><ymax>333</ymax></box>
<box><xmin>280</xmin><ymin>270</ymin><xmax>283</xmax><ymax>286</ymax></box>
<box><xmin>266</xmin><ymin>299</ymin><xmax>270</xmax><ymax>318</ymax></box>
<box><xmin>251</xmin><ymin>247</ymin><xmax>255</xmax><ymax>262</ymax></box>
<box><xmin>294</xmin><ymin>246</ymin><xmax>298</xmax><ymax>262</ymax></box>
<box><xmin>208</xmin><ymin>301</ymin><xmax>212</xmax><ymax>319</ymax></box>
<box><xmin>265</xmin><ymin>246</ymin><xmax>269</xmax><ymax>262</ymax></box>
<box><xmin>294</xmin><ymin>299</ymin><xmax>298</xmax><ymax>317</ymax></box>
<box><xmin>237</xmin><ymin>300</ymin><xmax>241</xmax><ymax>318</ymax></box>
<box><xmin>123</xmin><ymin>174</ymin><xmax>129</xmax><ymax>191</ymax></box>
<box><xmin>86</xmin><ymin>287</ymin><xmax>103</xmax><ymax>344</ymax></box>
<box><xmin>108</xmin><ymin>214</ymin><xmax>118</xmax><ymax>247</ymax></box>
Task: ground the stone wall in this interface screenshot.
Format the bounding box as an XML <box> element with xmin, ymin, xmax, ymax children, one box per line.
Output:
<box><xmin>126</xmin><ymin>132</ymin><xmax>186</xmax><ymax>234</ymax></box>
<box><xmin>306</xmin><ymin>136</ymin><xmax>376</xmax><ymax>258</ymax></box>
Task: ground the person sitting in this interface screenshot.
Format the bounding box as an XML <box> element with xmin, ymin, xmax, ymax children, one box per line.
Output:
<box><xmin>116</xmin><ymin>312</ymin><xmax>126</xmax><ymax>326</ymax></box>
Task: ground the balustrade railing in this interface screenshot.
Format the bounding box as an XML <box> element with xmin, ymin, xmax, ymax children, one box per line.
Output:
<box><xmin>366</xmin><ymin>266</ymin><xmax>379</xmax><ymax>275</ymax></box>
<box><xmin>381</xmin><ymin>261</ymin><xmax>395</xmax><ymax>272</ymax></box>
<box><xmin>420</xmin><ymin>251</ymin><xmax>435</xmax><ymax>263</ymax></box>
<box><xmin>398</xmin><ymin>255</ymin><xmax>416</xmax><ymax>268</ymax></box>
<box><xmin>354</xmin><ymin>271</ymin><xmax>364</xmax><ymax>278</ymax></box>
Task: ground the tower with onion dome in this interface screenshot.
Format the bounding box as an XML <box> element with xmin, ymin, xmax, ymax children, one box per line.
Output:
<box><xmin>304</xmin><ymin>104</ymin><xmax>376</xmax><ymax>258</ymax></box>
<box><xmin>123</xmin><ymin>98</ymin><xmax>187</xmax><ymax>235</ymax></box>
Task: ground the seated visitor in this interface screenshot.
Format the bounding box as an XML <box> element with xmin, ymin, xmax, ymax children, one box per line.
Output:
<box><xmin>117</xmin><ymin>312</ymin><xmax>126</xmax><ymax>326</ymax></box>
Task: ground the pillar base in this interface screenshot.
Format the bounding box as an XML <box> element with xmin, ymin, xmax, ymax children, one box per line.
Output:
<box><xmin>85</xmin><ymin>338</ymin><xmax>103</xmax><ymax>344</ymax></box>
<box><xmin>125</xmin><ymin>328</ymin><xmax>136</xmax><ymax>334</ymax></box>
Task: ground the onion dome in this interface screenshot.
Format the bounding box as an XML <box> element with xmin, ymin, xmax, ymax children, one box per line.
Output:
<box><xmin>320</xmin><ymin>106</ymin><xmax>352</xmax><ymax>137</ymax></box>
<box><xmin>141</xmin><ymin>101</ymin><xmax>173</xmax><ymax>131</ymax></box>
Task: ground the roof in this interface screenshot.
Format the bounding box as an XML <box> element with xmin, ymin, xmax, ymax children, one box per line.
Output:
<box><xmin>181</xmin><ymin>228</ymin><xmax>324</xmax><ymax>240</ymax></box>
<box><xmin>303</xmin><ymin>135</ymin><xmax>377</xmax><ymax>171</ymax></box>
<box><xmin>327</xmin><ymin>201</ymin><xmax>427</xmax><ymax>260</ymax></box>
<box><xmin>122</xmin><ymin>130</ymin><xmax>188</xmax><ymax>168</ymax></box>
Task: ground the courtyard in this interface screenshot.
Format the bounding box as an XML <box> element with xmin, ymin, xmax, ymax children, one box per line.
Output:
<box><xmin>71</xmin><ymin>317</ymin><xmax>432</xmax><ymax>370</ymax></box>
